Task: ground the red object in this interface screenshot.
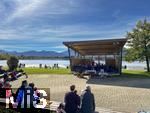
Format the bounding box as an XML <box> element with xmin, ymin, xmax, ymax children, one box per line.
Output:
<box><xmin>6</xmin><ymin>89</ymin><xmax>12</xmax><ymax>98</ymax></box>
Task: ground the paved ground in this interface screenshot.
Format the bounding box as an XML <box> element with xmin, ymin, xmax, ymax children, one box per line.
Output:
<box><xmin>11</xmin><ymin>74</ymin><xmax>150</xmax><ymax>113</ymax></box>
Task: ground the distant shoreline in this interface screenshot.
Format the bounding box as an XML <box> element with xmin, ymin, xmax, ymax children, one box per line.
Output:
<box><xmin>0</xmin><ymin>57</ymin><xmax>69</xmax><ymax>60</ymax></box>
<box><xmin>0</xmin><ymin>59</ymin><xmax>147</xmax><ymax>70</ymax></box>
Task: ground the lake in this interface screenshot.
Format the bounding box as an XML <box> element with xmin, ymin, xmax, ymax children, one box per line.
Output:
<box><xmin>0</xmin><ymin>59</ymin><xmax>146</xmax><ymax>70</ymax></box>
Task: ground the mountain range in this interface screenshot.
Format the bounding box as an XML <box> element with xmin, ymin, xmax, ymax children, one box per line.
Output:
<box><xmin>0</xmin><ymin>50</ymin><xmax>69</xmax><ymax>57</ymax></box>
<box><xmin>0</xmin><ymin>49</ymin><xmax>127</xmax><ymax>57</ymax></box>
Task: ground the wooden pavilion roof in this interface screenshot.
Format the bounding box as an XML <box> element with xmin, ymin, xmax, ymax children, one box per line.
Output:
<box><xmin>63</xmin><ymin>38</ymin><xmax>127</xmax><ymax>55</ymax></box>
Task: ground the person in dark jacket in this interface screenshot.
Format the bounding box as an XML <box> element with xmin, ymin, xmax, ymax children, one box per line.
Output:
<box><xmin>64</xmin><ymin>85</ymin><xmax>80</xmax><ymax>113</ymax></box>
<box><xmin>80</xmin><ymin>86</ymin><xmax>95</xmax><ymax>113</ymax></box>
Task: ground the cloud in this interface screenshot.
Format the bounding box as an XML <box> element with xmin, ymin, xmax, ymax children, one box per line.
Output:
<box><xmin>39</xmin><ymin>23</ymin><xmax>127</xmax><ymax>38</ymax></box>
<box><xmin>0</xmin><ymin>21</ymin><xmax>128</xmax><ymax>44</ymax></box>
<box><xmin>4</xmin><ymin>0</ymin><xmax>80</xmax><ymax>23</ymax></box>
<box><xmin>5</xmin><ymin>0</ymin><xmax>48</xmax><ymax>22</ymax></box>
<box><xmin>0</xmin><ymin>0</ymin><xmax>150</xmax><ymax>51</ymax></box>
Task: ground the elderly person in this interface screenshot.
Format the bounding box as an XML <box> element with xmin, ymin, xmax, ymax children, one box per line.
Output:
<box><xmin>80</xmin><ymin>85</ymin><xmax>95</xmax><ymax>113</ymax></box>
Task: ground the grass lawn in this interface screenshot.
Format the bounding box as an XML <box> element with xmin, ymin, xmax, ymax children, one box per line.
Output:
<box><xmin>4</xmin><ymin>66</ymin><xmax>150</xmax><ymax>77</ymax></box>
<box><xmin>122</xmin><ymin>69</ymin><xmax>150</xmax><ymax>78</ymax></box>
<box><xmin>21</xmin><ymin>67</ymin><xmax>150</xmax><ymax>78</ymax></box>
<box><xmin>22</xmin><ymin>67</ymin><xmax>71</xmax><ymax>75</ymax></box>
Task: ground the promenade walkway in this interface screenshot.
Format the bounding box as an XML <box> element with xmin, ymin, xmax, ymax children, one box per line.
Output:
<box><xmin>11</xmin><ymin>74</ymin><xmax>150</xmax><ymax>113</ymax></box>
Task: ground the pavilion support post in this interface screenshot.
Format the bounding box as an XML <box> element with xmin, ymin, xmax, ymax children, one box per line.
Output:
<box><xmin>77</xmin><ymin>52</ymin><xmax>80</xmax><ymax>58</ymax></box>
<box><xmin>119</xmin><ymin>48</ymin><xmax>123</xmax><ymax>75</ymax></box>
<box><xmin>92</xmin><ymin>56</ymin><xmax>93</xmax><ymax>60</ymax></box>
<box><xmin>105</xmin><ymin>55</ymin><xmax>106</xmax><ymax>64</ymax></box>
<box><xmin>68</xmin><ymin>47</ymin><xmax>72</xmax><ymax>70</ymax></box>
<box><xmin>98</xmin><ymin>56</ymin><xmax>100</xmax><ymax>64</ymax></box>
<box><xmin>75</xmin><ymin>51</ymin><xmax>77</xmax><ymax>57</ymax></box>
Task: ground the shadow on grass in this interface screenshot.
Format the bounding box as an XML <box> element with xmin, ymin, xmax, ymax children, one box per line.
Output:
<box><xmin>86</xmin><ymin>73</ymin><xmax>150</xmax><ymax>89</ymax></box>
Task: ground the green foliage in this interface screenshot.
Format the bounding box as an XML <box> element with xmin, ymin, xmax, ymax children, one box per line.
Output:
<box><xmin>122</xmin><ymin>69</ymin><xmax>150</xmax><ymax>78</ymax></box>
<box><xmin>18</xmin><ymin>56</ymin><xmax>69</xmax><ymax>60</ymax></box>
<box><xmin>125</xmin><ymin>19</ymin><xmax>150</xmax><ymax>71</ymax></box>
<box><xmin>0</xmin><ymin>53</ymin><xmax>11</xmax><ymax>60</ymax></box>
<box><xmin>7</xmin><ymin>56</ymin><xmax>19</xmax><ymax>71</ymax></box>
<box><xmin>0</xmin><ymin>53</ymin><xmax>69</xmax><ymax>60</ymax></box>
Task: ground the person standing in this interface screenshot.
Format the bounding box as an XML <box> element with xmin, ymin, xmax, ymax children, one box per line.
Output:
<box><xmin>80</xmin><ymin>86</ymin><xmax>95</xmax><ymax>113</ymax></box>
<box><xmin>64</xmin><ymin>85</ymin><xmax>80</xmax><ymax>113</ymax></box>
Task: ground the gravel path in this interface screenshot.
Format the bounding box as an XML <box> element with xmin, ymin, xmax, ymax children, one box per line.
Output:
<box><xmin>11</xmin><ymin>74</ymin><xmax>150</xmax><ymax>113</ymax></box>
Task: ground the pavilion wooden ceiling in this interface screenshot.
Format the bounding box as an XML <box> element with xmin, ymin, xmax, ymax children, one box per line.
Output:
<box><xmin>63</xmin><ymin>38</ymin><xmax>127</xmax><ymax>55</ymax></box>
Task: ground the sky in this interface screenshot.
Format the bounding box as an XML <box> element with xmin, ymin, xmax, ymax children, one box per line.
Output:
<box><xmin>0</xmin><ymin>0</ymin><xmax>150</xmax><ymax>52</ymax></box>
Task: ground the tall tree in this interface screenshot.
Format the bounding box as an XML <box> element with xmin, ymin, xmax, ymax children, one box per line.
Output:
<box><xmin>125</xmin><ymin>19</ymin><xmax>150</xmax><ymax>72</ymax></box>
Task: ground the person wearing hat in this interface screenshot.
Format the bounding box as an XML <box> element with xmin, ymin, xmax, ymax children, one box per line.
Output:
<box><xmin>80</xmin><ymin>85</ymin><xmax>95</xmax><ymax>113</ymax></box>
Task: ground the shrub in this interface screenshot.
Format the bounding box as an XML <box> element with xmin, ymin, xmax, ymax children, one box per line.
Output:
<box><xmin>7</xmin><ymin>56</ymin><xmax>19</xmax><ymax>71</ymax></box>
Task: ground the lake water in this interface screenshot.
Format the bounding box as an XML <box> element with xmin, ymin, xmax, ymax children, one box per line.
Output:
<box><xmin>0</xmin><ymin>59</ymin><xmax>146</xmax><ymax>70</ymax></box>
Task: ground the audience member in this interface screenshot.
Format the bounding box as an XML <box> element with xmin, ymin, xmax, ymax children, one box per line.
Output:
<box><xmin>80</xmin><ymin>86</ymin><xmax>95</xmax><ymax>113</ymax></box>
<box><xmin>15</xmin><ymin>80</ymin><xmax>28</xmax><ymax>108</ymax></box>
<box><xmin>3</xmin><ymin>81</ymin><xmax>12</xmax><ymax>98</ymax></box>
<box><xmin>64</xmin><ymin>85</ymin><xmax>80</xmax><ymax>113</ymax></box>
<box><xmin>33</xmin><ymin>87</ymin><xmax>40</xmax><ymax>104</ymax></box>
<box><xmin>57</xmin><ymin>103</ymin><xmax>66</xmax><ymax>113</ymax></box>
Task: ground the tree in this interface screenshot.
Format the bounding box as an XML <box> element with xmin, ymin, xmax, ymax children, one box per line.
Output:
<box><xmin>7</xmin><ymin>56</ymin><xmax>19</xmax><ymax>71</ymax></box>
<box><xmin>0</xmin><ymin>54</ymin><xmax>10</xmax><ymax>60</ymax></box>
<box><xmin>125</xmin><ymin>19</ymin><xmax>150</xmax><ymax>72</ymax></box>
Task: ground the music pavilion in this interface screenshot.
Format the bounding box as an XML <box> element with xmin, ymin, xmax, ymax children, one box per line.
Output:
<box><xmin>63</xmin><ymin>38</ymin><xmax>127</xmax><ymax>75</ymax></box>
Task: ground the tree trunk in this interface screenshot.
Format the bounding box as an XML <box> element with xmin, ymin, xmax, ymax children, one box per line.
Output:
<box><xmin>144</xmin><ymin>40</ymin><xmax>150</xmax><ymax>72</ymax></box>
<box><xmin>145</xmin><ymin>55</ymin><xmax>150</xmax><ymax>72</ymax></box>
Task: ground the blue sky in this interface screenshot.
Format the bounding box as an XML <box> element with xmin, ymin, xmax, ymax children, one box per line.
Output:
<box><xmin>0</xmin><ymin>0</ymin><xmax>150</xmax><ymax>52</ymax></box>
